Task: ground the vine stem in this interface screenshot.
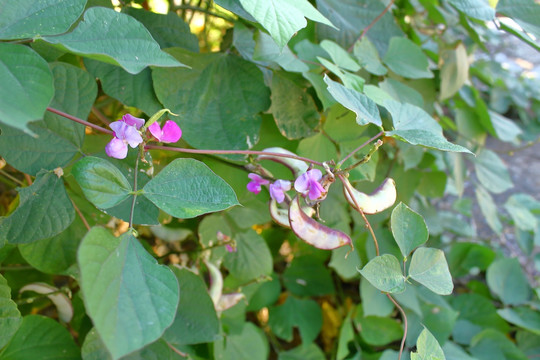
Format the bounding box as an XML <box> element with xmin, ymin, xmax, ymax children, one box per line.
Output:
<box><xmin>338</xmin><ymin>174</ymin><xmax>379</xmax><ymax>256</ymax></box>
<box><xmin>387</xmin><ymin>294</ymin><xmax>408</xmax><ymax>360</ymax></box>
<box><xmin>166</xmin><ymin>342</ymin><xmax>187</xmax><ymax>357</ymax></box>
<box><xmin>145</xmin><ymin>144</ymin><xmax>325</xmax><ymax>167</ymax></box>
<box><xmin>71</xmin><ymin>199</ymin><xmax>91</xmax><ymax>231</ymax></box>
<box><xmin>347</xmin><ymin>0</ymin><xmax>396</xmax><ymax>52</ymax></box>
<box><xmin>336</xmin><ymin>131</ymin><xmax>384</xmax><ymax>168</ymax></box>
<box><xmin>46</xmin><ymin>107</ymin><xmax>114</xmax><ymax>135</ymax></box>
<box><xmin>128</xmin><ymin>156</ymin><xmax>139</xmax><ymax>229</ymax></box>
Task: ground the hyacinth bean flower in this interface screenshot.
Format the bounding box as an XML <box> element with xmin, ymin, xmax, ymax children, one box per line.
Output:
<box><xmin>105</xmin><ymin>117</ymin><xmax>145</xmax><ymax>159</ymax></box>
<box><xmin>294</xmin><ymin>169</ymin><xmax>327</xmax><ymax>201</ymax></box>
<box><xmin>148</xmin><ymin>120</ymin><xmax>182</xmax><ymax>143</ymax></box>
<box><xmin>269</xmin><ymin>180</ymin><xmax>291</xmax><ymax>203</ymax></box>
<box><xmin>247</xmin><ymin>173</ymin><xmax>270</xmax><ymax>194</ymax></box>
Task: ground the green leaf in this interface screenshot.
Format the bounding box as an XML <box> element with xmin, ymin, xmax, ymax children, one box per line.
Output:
<box><xmin>448</xmin><ymin>0</ymin><xmax>495</xmax><ymax>21</ymax></box>
<box><xmin>0</xmin><ymin>43</ymin><xmax>54</xmax><ymax>135</ymax></box>
<box><xmin>448</xmin><ymin>242</ymin><xmax>495</xmax><ymax>278</ymax></box>
<box><xmin>279</xmin><ymin>344</ymin><xmax>325</xmax><ymax>360</ymax></box>
<box><xmin>153</xmin><ymin>50</ymin><xmax>270</xmax><ymax>155</ymax></box>
<box><xmin>324</xmin><ymin>75</ymin><xmax>382</xmax><ymax>127</ymax></box>
<box><xmin>470</xmin><ymin>329</ymin><xmax>528</xmax><ymax>360</ymax></box>
<box><xmin>497</xmin><ymin>0</ymin><xmax>540</xmax><ymax>40</ymax></box>
<box><xmin>237</xmin><ymin>0</ymin><xmax>335</xmax><ymax>48</ymax></box>
<box><xmin>409</xmin><ymin>248</ymin><xmax>453</xmax><ymax>295</ymax></box>
<box><xmin>42</xmin><ymin>7</ymin><xmax>185</xmax><ymax>74</ymax></box>
<box><xmin>489</xmin><ymin>111</ymin><xmax>523</xmax><ymax>143</ymax></box>
<box><xmin>143</xmin><ymin>158</ymin><xmax>238</xmax><ymax>219</ymax></box>
<box><xmin>269</xmin><ymin>296</ymin><xmax>322</xmax><ymax>344</ymax></box>
<box><xmin>440</xmin><ymin>43</ymin><xmax>469</xmax><ymax>100</ymax></box>
<box><xmin>391</xmin><ymin>203</ymin><xmax>429</xmax><ymax>259</ymax></box>
<box><xmin>19</xmin><ymin>216</ymin><xmax>85</xmax><ymax>274</ymax></box>
<box><xmin>78</xmin><ymin>227</ymin><xmax>179</xmax><ymax>359</ymax></box>
<box><xmin>163</xmin><ymin>267</ymin><xmax>220</xmax><ymax>346</ymax></box>
<box><xmin>320</xmin><ymin>40</ymin><xmax>360</xmax><ymax>72</ymax></box>
<box><xmin>84</xmin><ymin>59</ymin><xmax>161</xmax><ymax>116</ymax></box>
<box><xmin>82</xmin><ymin>328</ymin><xmax>179</xmax><ymax>360</ymax></box>
<box><xmin>358</xmin><ymin>316</ymin><xmax>403</xmax><ymax>346</ymax></box>
<box><xmin>498</xmin><ymin>307</ymin><xmax>540</xmax><ymax>335</ymax></box>
<box><xmin>359</xmin><ymin>254</ymin><xmax>405</xmax><ymax>294</ymax></box>
<box><xmin>410</xmin><ymin>328</ymin><xmax>446</xmax><ymax>360</ymax></box>
<box><xmin>72</xmin><ymin>156</ymin><xmax>132</xmax><ymax>210</ymax></box>
<box><xmin>0</xmin><ymin>171</ymin><xmax>74</xmax><ymax>244</ymax></box>
<box><xmin>0</xmin><ymin>315</ymin><xmax>79</xmax><ymax>360</ymax></box>
<box><xmin>475</xmin><ymin>185</ymin><xmax>503</xmax><ymax>234</ymax></box>
<box><xmin>360</xmin><ymin>278</ymin><xmax>394</xmax><ymax>317</ymax></box>
<box><xmin>0</xmin><ymin>274</ymin><xmax>21</xmax><ymax>349</ymax></box>
<box><xmin>384</xmin><ymin>100</ymin><xmax>472</xmax><ymax>154</ymax></box>
<box><xmin>505</xmin><ymin>194</ymin><xmax>538</xmax><ymax>231</ymax></box>
<box><xmin>353</xmin><ymin>37</ymin><xmax>387</xmax><ymax>75</ymax></box>
<box><xmin>0</xmin><ymin>62</ymin><xmax>97</xmax><ymax>175</ymax></box>
<box><xmin>123</xmin><ymin>7</ymin><xmax>199</xmax><ymax>51</ymax></box>
<box><xmin>486</xmin><ymin>258</ymin><xmax>531</xmax><ymax>306</ymax></box>
<box><xmin>379</xmin><ymin>78</ymin><xmax>424</xmax><ymax>108</ymax></box>
<box><xmin>269</xmin><ymin>73</ymin><xmax>319</xmax><ymax>139</ymax></box>
<box><xmin>473</xmin><ymin>149</ymin><xmax>513</xmax><ymax>194</ymax></box>
<box><xmin>283</xmin><ymin>256</ymin><xmax>335</xmax><ymax>297</ymax></box>
<box><xmin>253</xmin><ymin>31</ymin><xmax>309</xmax><ymax>73</ymax></box>
<box><xmin>220</xmin><ymin>322</ymin><xmax>269</xmax><ymax>360</ymax></box>
<box><xmin>0</xmin><ymin>0</ymin><xmax>86</xmax><ymax>40</ymax></box>
<box><xmin>223</xmin><ymin>229</ymin><xmax>272</xmax><ymax>282</ymax></box>
<box><xmin>247</xmin><ymin>275</ymin><xmax>281</xmax><ymax>311</ymax></box>
<box><xmin>383</xmin><ymin>37</ymin><xmax>433</xmax><ymax>79</ymax></box>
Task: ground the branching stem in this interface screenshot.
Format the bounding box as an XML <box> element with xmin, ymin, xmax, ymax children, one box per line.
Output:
<box><xmin>337</xmin><ymin>131</ymin><xmax>384</xmax><ymax>168</ymax></box>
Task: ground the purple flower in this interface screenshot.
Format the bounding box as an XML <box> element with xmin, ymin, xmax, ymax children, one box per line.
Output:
<box><xmin>225</xmin><ymin>244</ymin><xmax>236</xmax><ymax>253</ymax></box>
<box><xmin>149</xmin><ymin>120</ymin><xmax>182</xmax><ymax>143</ymax></box>
<box><xmin>121</xmin><ymin>114</ymin><xmax>145</xmax><ymax>129</ymax></box>
<box><xmin>105</xmin><ymin>120</ymin><xmax>144</xmax><ymax>159</ymax></box>
<box><xmin>269</xmin><ymin>180</ymin><xmax>291</xmax><ymax>203</ymax></box>
<box><xmin>294</xmin><ymin>169</ymin><xmax>327</xmax><ymax>200</ymax></box>
<box><xmin>247</xmin><ymin>173</ymin><xmax>269</xmax><ymax>194</ymax></box>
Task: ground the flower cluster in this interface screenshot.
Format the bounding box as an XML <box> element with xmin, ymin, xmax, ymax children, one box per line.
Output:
<box><xmin>246</xmin><ymin>169</ymin><xmax>326</xmax><ymax>203</ymax></box>
<box><xmin>105</xmin><ymin>114</ymin><xmax>182</xmax><ymax>159</ymax></box>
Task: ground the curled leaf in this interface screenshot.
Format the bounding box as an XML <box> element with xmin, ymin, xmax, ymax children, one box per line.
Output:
<box><xmin>342</xmin><ymin>177</ymin><xmax>397</xmax><ymax>214</ymax></box>
<box><xmin>258</xmin><ymin>147</ymin><xmax>309</xmax><ymax>176</ymax></box>
<box><xmin>288</xmin><ymin>196</ymin><xmax>351</xmax><ymax>250</ymax></box>
<box><xmin>20</xmin><ymin>283</ymin><xmax>73</xmax><ymax>323</ymax></box>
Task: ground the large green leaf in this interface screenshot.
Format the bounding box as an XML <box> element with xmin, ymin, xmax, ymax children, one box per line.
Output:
<box><xmin>497</xmin><ymin>0</ymin><xmax>540</xmax><ymax>40</ymax></box>
<box><xmin>0</xmin><ymin>43</ymin><xmax>53</xmax><ymax>134</ymax></box>
<box><xmin>0</xmin><ymin>171</ymin><xmax>74</xmax><ymax>244</ymax></box>
<box><xmin>153</xmin><ymin>50</ymin><xmax>270</xmax><ymax>155</ymax></box>
<box><xmin>0</xmin><ymin>315</ymin><xmax>79</xmax><ymax>360</ymax></box>
<box><xmin>391</xmin><ymin>203</ymin><xmax>429</xmax><ymax>259</ymax></box>
<box><xmin>237</xmin><ymin>0</ymin><xmax>335</xmax><ymax>48</ymax></box>
<box><xmin>163</xmin><ymin>267</ymin><xmax>220</xmax><ymax>346</ymax></box>
<box><xmin>19</xmin><ymin>216</ymin><xmax>85</xmax><ymax>274</ymax></box>
<box><xmin>353</xmin><ymin>37</ymin><xmax>387</xmax><ymax>76</ymax></box>
<box><xmin>324</xmin><ymin>75</ymin><xmax>382</xmax><ymax>127</ymax></box>
<box><xmin>223</xmin><ymin>230</ymin><xmax>273</xmax><ymax>282</ymax></box>
<box><xmin>498</xmin><ymin>307</ymin><xmax>540</xmax><ymax>335</ymax></box>
<box><xmin>505</xmin><ymin>194</ymin><xmax>538</xmax><ymax>231</ymax></box>
<box><xmin>72</xmin><ymin>156</ymin><xmax>132</xmax><ymax>210</ymax></box>
<box><xmin>220</xmin><ymin>322</ymin><xmax>269</xmax><ymax>360</ymax></box>
<box><xmin>269</xmin><ymin>73</ymin><xmax>319</xmax><ymax>139</ymax></box>
<box><xmin>486</xmin><ymin>258</ymin><xmax>531</xmax><ymax>305</ymax></box>
<box><xmin>473</xmin><ymin>149</ymin><xmax>513</xmax><ymax>194</ymax></box>
<box><xmin>143</xmin><ymin>158</ymin><xmax>239</xmax><ymax>219</ymax></box>
<box><xmin>383</xmin><ymin>37</ymin><xmax>433</xmax><ymax>79</ymax></box>
<box><xmin>384</xmin><ymin>100</ymin><xmax>472</xmax><ymax>154</ymax></box>
<box><xmin>409</xmin><ymin>247</ymin><xmax>453</xmax><ymax>295</ymax></box>
<box><xmin>84</xmin><ymin>59</ymin><xmax>161</xmax><ymax>116</ymax></box>
<box><xmin>470</xmin><ymin>329</ymin><xmax>528</xmax><ymax>360</ymax></box>
<box><xmin>410</xmin><ymin>328</ymin><xmax>446</xmax><ymax>360</ymax></box>
<box><xmin>0</xmin><ymin>274</ymin><xmax>21</xmax><ymax>349</ymax></box>
<box><xmin>123</xmin><ymin>7</ymin><xmax>199</xmax><ymax>51</ymax></box>
<box><xmin>448</xmin><ymin>0</ymin><xmax>495</xmax><ymax>21</ymax></box>
<box><xmin>359</xmin><ymin>316</ymin><xmax>403</xmax><ymax>346</ymax></box>
<box><xmin>361</xmin><ymin>278</ymin><xmax>394</xmax><ymax>317</ymax></box>
<box><xmin>42</xmin><ymin>7</ymin><xmax>185</xmax><ymax>74</ymax></box>
<box><xmin>279</xmin><ymin>344</ymin><xmax>325</xmax><ymax>360</ymax></box>
<box><xmin>0</xmin><ymin>62</ymin><xmax>96</xmax><ymax>175</ymax></box>
<box><xmin>283</xmin><ymin>256</ymin><xmax>335</xmax><ymax>297</ymax></box>
<box><xmin>78</xmin><ymin>227</ymin><xmax>179</xmax><ymax>359</ymax></box>
<box><xmin>268</xmin><ymin>296</ymin><xmax>322</xmax><ymax>344</ymax></box>
<box><xmin>0</xmin><ymin>0</ymin><xmax>86</xmax><ymax>40</ymax></box>
<box><xmin>359</xmin><ymin>254</ymin><xmax>405</xmax><ymax>294</ymax></box>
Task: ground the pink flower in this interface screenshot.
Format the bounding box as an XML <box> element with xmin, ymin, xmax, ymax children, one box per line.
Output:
<box><xmin>225</xmin><ymin>244</ymin><xmax>236</xmax><ymax>253</ymax></box>
<box><xmin>105</xmin><ymin>120</ymin><xmax>144</xmax><ymax>159</ymax></box>
<box><xmin>247</xmin><ymin>173</ymin><xmax>269</xmax><ymax>194</ymax></box>
<box><xmin>294</xmin><ymin>169</ymin><xmax>327</xmax><ymax>200</ymax></box>
<box><xmin>269</xmin><ymin>180</ymin><xmax>291</xmax><ymax>203</ymax></box>
<box><xmin>121</xmin><ymin>114</ymin><xmax>145</xmax><ymax>129</ymax></box>
<box><xmin>148</xmin><ymin>120</ymin><xmax>182</xmax><ymax>143</ymax></box>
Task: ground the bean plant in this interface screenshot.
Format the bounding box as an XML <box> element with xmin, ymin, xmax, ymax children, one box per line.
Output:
<box><xmin>1</xmin><ymin>0</ymin><xmax>540</xmax><ymax>359</ymax></box>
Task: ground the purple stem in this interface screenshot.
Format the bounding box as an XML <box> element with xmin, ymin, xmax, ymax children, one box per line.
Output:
<box><xmin>46</xmin><ymin>107</ymin><xmax>114</xmax><ymax>135</ymax></box>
